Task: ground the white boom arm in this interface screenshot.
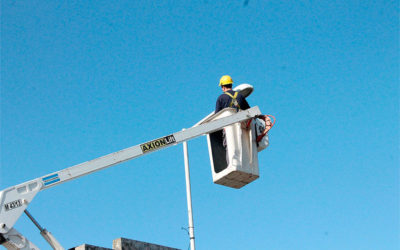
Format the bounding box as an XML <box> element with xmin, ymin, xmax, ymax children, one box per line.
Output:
<box><xmin>0</xmin><ymin>107</ymin><xmax>261</xmax><ymax>249</ymax></box>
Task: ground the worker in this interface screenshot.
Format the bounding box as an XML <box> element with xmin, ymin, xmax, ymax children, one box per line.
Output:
<box><xmin>215</xmin><ymin>75</ymin><xmax>250</xmax><ymax>113</ymax></box>
<box><xmin>215</xmin><ymin>75</ymin><xmax>251</xmax><ymax>165</ymax></box>
<box><xmin>215</xmin><ymin>75</ymin><xmax>272</xmax><ymax>162</ymax></box>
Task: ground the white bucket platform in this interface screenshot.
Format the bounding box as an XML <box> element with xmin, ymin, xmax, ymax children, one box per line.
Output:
<box><xmin>201</xmin><ymin>108</ymin><xmax>259</xmax><ymax>189</ymax></box>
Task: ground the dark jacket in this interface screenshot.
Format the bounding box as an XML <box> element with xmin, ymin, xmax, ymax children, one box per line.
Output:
<box><xmin>215</xmin><ymin>90</ymin><xmax>250</xmax><ymax>113</ymax></box>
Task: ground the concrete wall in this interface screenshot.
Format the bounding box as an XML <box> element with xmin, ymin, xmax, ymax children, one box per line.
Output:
<box><xmin>113</xmin><ymin>238</ymin><xmax>180</xmax><ymax>250</ymax></box>
<box><xmin>71</xmin><ymin>237</ymin><xmax>180</xmax><ymax>250</ymax></box>
<box><xmin>72</xmin><ymin>244</ymin><xmax>112</xmax><ymax>250</ymax></box>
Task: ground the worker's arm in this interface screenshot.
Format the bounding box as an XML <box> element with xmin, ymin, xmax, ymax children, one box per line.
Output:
<box><xmin>237</xmin><ymin>93</ymin><xmax>250</xmax><ymax>110</ymax></box>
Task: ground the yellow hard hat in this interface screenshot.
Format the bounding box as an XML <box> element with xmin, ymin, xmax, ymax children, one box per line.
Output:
<box><xmin>219</xmin><ymin>75</ymin><xmax>234</xmax><ymax>86</ymax></box>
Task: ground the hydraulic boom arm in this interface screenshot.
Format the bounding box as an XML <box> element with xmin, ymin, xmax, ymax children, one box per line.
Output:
<box><xmin>0</xmin><ymin>106</ymin><xmax>261</xmax><ymax>248</ymax></box>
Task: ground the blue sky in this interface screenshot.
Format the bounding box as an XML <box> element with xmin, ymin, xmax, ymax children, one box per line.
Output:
<box><xmin>1</xmin><ymin>1</ymin><xmax>398</xmax><ymax>249</ymax></box>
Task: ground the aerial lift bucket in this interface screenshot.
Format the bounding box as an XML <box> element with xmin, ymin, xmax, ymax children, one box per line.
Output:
<box><xmin>202</xmin><ymin>108</ymin><xmax>259</xmax><ymax>189</ymax></box>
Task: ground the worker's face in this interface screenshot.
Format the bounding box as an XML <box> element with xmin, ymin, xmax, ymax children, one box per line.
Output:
<box><xmin>221</xmin><ymin>86</ymin><xmax>227</xmax><ymax>92</ymax></box>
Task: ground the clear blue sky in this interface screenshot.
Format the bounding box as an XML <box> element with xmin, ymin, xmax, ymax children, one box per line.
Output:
<box><xmin>1</xmin><ymin>1</ymin><xmax>398</xmax><ymax>249</ymax></box>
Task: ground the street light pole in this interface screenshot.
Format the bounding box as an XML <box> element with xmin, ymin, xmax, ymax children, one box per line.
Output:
<box><xmin>182</xmin><ymin>139</ymin><xmax>196</xmax><ymax>250</ymax></box>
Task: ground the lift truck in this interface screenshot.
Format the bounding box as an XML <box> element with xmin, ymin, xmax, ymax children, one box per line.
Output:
<box><xmin>0</xmin><ymin>105</ymin><xmax>269</xmax><ymax>249</ymax></box>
